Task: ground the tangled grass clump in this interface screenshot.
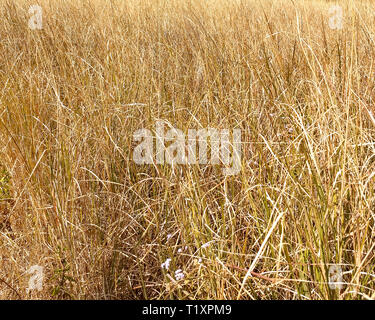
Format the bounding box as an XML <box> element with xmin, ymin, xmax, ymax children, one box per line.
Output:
<box><xmin>0</xmin><ymin>0</ymin><xmax>374</xmax><ymax>299</ymax></box>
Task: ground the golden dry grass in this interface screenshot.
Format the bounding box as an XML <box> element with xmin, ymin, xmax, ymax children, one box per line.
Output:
<box><xmin>0</xmin><ymin>0</ymin><xmax>374</xmax><ymax>299</ymax></box>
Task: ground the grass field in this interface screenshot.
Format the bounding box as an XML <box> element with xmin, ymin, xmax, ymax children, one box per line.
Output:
<box><xmin>0</xmin><ymin>0</ymin><xmax>374</xmax><ymax>299</ymax></box>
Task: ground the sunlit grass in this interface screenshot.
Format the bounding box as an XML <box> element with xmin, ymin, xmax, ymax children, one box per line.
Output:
<box><xmin>0</xmin><ymin>0</ymin><xmax>374</xmax><ymax>299</ymax></box>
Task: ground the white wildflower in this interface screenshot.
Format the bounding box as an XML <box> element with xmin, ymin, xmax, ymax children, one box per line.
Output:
<box><xmin>175</xmin><ymin>269</ymin><xmax>185</xmax><ymax>281</ymax></box>
<box><xmin>178</xmin><ymin>246</ymin><xmax>188</xmax><ymax>253</ymax></box>
<box><xmin>161</xmin><ymin>258</ymin><xmax>171</xmax><ymax>270</ymax></box>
